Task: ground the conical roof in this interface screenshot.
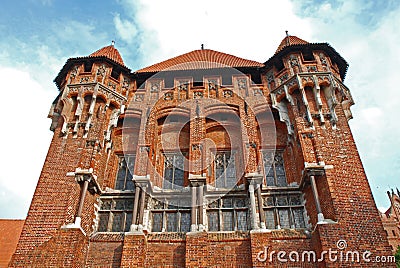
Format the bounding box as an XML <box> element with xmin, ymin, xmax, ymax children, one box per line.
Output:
<box><xmin>136</xmin><ymin>49</ymin><xmax>264</xmax><ymax>73</ymax></box>
<box><xmin>275</xmin><ymin>35</ymin><xmax>309</xmax><ymax>54</ymax></box>
<box><xmin>89</xmin><ymin>44</ymin><xmax>125</xmax><ymax>66</ymax></box>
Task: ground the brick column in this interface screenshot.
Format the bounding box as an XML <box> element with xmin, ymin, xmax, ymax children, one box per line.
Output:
<box><xmin>120</xmin><ymin>233</ymin><xmax>147</xmax><ymax>267</ymax></box>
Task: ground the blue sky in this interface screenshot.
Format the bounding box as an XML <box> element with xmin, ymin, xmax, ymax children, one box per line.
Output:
<box><xmin>0</xmin><ymin>0</ymin><xmax>399</xmax><ymax>218</ymax></box>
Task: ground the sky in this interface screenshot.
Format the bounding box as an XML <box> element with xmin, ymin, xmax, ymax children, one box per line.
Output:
<box><xmin>0</xmin><ymin>0</ymin><xmax>399</xmax><ymax>219</ymax></box>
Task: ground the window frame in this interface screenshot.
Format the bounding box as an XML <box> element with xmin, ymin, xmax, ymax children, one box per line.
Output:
<box><xmin>213</xmin><ymin>150</ymin><xmax>237</xmax><ymax>189</ymax></box>
<box><xmin>262</xmin><ymin>192</ymin><xmax>306</xmax><ymax>230</ymax></box>
<box><xmin>150</xmin><ymin>198</ymin><xmax>191</xmax><ymax>233</ymax></box>
<box><xmin>115</xmin><ymin>154</ymin><xmax>136</xmax><ymax>191</ymax></box>
<box><xmin>97</xmin><ymin>197</ymin><xmax>134</xmax><ymax>233</ymax></box>
<box><xmin>262</xmin><ymin>149</ymin><xmax>287</xmax><ymax>187</ymax></box>
<box><xmin>207</xmin><ymin>196</ymin><xmax>250</xmax><ymax>232</ymax></box>
<box><xmin>162</xmin><ymin>151</ymin><xmax>187</xmax><ymax>189</ymax></box>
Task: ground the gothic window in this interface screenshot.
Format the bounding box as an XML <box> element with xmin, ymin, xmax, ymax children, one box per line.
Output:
<box><xmin>262</xmin><ymin>150</ymin><xmax>287</xmax><ymax>187</ymax></box>
<box><xmin>151</xmin><ymin>199</ymin><xmax>191</xmax><ymax>232</ymax></box>
<box><xmin>214</xmin><ymin>151</ymin><xmax>237</xmax><ymax>188</ymax></box>
<box><xmin>207</xmin><ymin>197</ymin><xmax>249</xmax><ymax>231</ymax></box>
<box><xmin>84</xmin><ymin>61</ymin><xmax>92</xmax><ymax>72</ymax></box>
<box><xmin>115</xmin><ymin>154</ymin><xmax>135</xmax><ymax>191</ymax></box>
<box><xmin>262</xmin><ymin>193</ymin><xmax>306</xmax><ymax>229</ymax></box>
<box><xmin>111</xmin><ymin>68</ymin><xmax>120</xmax><ymax>80</ymax></box>
<box><xmin>163</xmin><ymin>152</ymin><xmax>186</xmax><ymax>189</ymax></box>
<box><xmin>97</xmin><ymin>197</ymin><xmax>134</xmax><ymax>232</ymax></box>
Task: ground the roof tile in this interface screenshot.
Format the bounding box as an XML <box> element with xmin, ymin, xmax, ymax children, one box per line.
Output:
<box><xmin>136</xmin><ymin>49</ymin><xmax>264</xmax><ymax>73</ymax></box>
<box><xmin>89</xmin><ymin>45</ymin><xmax>125</xmax><ymax>66</ymax></box>
<box><xmin>0</xmin><ymin>219</ymin><xmax>25</xmax><ymax>267</ymax></box>
<box><xmin>275</xmin><ymin>35</ymin><xmax>309</xmax><ymax>54</ymax></box>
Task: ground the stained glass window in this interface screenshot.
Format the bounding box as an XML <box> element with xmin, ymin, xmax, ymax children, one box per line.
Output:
<box><xmin>207</xmin><ymin>197</ymin><xmax>249</xmax><ymax>231</ymax></box>
<box><xmin>152</xmin><ymin>212</ymin><xmax>163</xmax><ymax>232</ymax></box>
<box><xmin>97</xmin><ymin>197</ymin><xmax>134</xmax><ymax>232</ymax></box>
<box><xmin>115</xmin><ymin>155</ymin><xmax>135</xmax><ymax>190</ymax></box>
<box><xmin>215</xmin><ymin>151</ymin><xmax>237</xmax><ymax>188</ymax></box>
<box><xmin>151</xmin><ymin>198</ymin><xmax>191</xmax><ymax>232</ymax></box>
<box><xmin>262</xmin><ymin>150</ymin><xmax>287</xmax><ymax>187</ymax></box>
<box><xmin>262</xmin><ymin>194</ymin><xmax>306</xmax><ymax>229</ymax></box>
<box><xmin>163</xmin><ymin>153</ymin><xmax>186</xmax><ymax>189</ymax></box>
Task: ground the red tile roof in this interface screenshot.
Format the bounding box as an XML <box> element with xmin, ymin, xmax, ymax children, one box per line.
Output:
<box><xmin>89</xmin><ymin>45</ymin><xmax>125</xmax><ymax>66</ymax></box>
<box><xmin>275</xmin><ymin>35</ymin><xmax>309</xmax><ymax>54</ymax></box>
<box><xmin>136</xmin><ymin>49</ymin><xmax>264</xmax><ymax>73</ymax></box>
<box><xmin>0</xmin><ymin>219</ymin><xmax>25</xmax><ymax>267</ymax></box>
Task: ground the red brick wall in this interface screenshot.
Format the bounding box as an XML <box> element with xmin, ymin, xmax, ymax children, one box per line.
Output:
<box><xmin>86</xmin><ymin>234</ymin><xmax>123</xmax><ymax>268</ymax></box>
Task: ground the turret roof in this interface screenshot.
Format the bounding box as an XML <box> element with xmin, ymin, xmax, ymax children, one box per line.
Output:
<box><xmin>275</xmin><ymin>35</ymin><xmax>309</xmax><ymax>54</ymax></box>
<box><xmin>89</xmin><ymin>44</ymin><xmax>125</xmax><ymax>66</ymax></box>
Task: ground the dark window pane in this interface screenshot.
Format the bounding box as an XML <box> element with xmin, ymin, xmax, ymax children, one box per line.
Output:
<box><xmin>276</xmin><ymin>196</ymin><xmax>288</xmax><ymax>206</ymax></box>
<box><xmin>222</xmin><ymin>211</ymin><xmax>234</xmax><ymax>231</ymax></box>
<box><xmin>125</xmin><ymin>199</ymin><xmax>134</xmax><ymax>210</ymax></box>
<box><xmin>98</xmin><ymin>213</ymin><xmax>109</xmax><ymax>232</ymax></box>
<box><xmin>163</xmin><ymin>168</ymin><xmax>173</xmax><ymax>189</ymax></box>
<box><xmin>115</xmin><ymin>179</ymin><xmax>125</xmax><ymax>190</ymax></box>
<box><xmin>277</xmin><ymin>176</ymin><xmax>287</xmax><ymax>187</ymax></box>
<box><xmin>290</xmin><ymin>195</ymin><xmax>302</xmax><ymax>206</ymax></box>
<box><xmin>116</xmin><ymin>155</ymin><xmax>136</xmax><ymax>190</ymax></box>
<box><xmin>112</xmin><ymin>213</ymin><xmax>124</xmax><ymax>232</ymax></box>
<box><xmin>226</xmin><ymin>168</ymin><xmax>236</xmax><ymax>187</ymax></box>
<box><xmin>125</xmin><ymin>179</ymin><xmax>134</xmax><ymax>191</ymax></box>
<box><xmin>124</xmin><ymin>213</ymin><xmax>132</xmax><ymax>232</ymax></box>
<box><xmin>127</xmin><ymin>156</ymin><xmax>135</xmax><ymax>178</ymax></box>
<box><xmin>235</xmin><ymin>198</ymin><xmax>246</xmax><ymax>208</ymax></box>
<box><xmin>265</xmin><ymin>209</ymin><xmax>275</xmax><ymax>229</ymax></box>
<box><xmin>180</xmin><ymin>212</ymin><xmax>191</xmax><ymax>232</ymax></box>
<box><xmin>266</xmin><ymin>168</ymin><xmax>274</xmax><ymax>178</ymax></box>
<box><xmin>116</xmin><ymin>159</ymin><xmax>127</xmax><ymax>181</ymax></box>
<box><xmin>275</xmin><ymin>165</ymin><xmax>285</xmax><ymax>176</ymax></box>
<box><xmin>237</xmin><ymin>211</ymin><xmax>248</xmax><ymax>231</ymax></box>
<box><xmin>174</xmin><ymin>169</ymin><xmax>184</xmax><ymax>187</ymax></box>
<box><xmin>163</xmin><ymin>153</ymin><xmax>185</xmax><ymax>189</ymax></box>
<box><xmin>278</xmin><ymin>209</ymin><xmax>290</xmax><ymax>229</ymax></box>
<box><xmin>293</xmin><ymin>208</ymin><xmax>305</xmax><ymax>228</ymax></box>
<box><xmin>115</xmin><ymin>200</ymin><xmax>125</xmax><ymax>210</ymax></box>
<box><xmin>263</xmin><ymin>150</ymin><xmax>287</xmax><ymax>187</ymax></box>
<box><xmin>222</xmin><ymin>198</ymin><xmax>233</xmax><ymax>208</ymax></box>
<box><xmin>166</xmin><ymin>213</ymin><xmax>178</xmax><ymax>232</ymax></box>
<box><xmin>208</xmin><ymin>211</ymin><xmax>219</xmax><ymax>231</ymax></box>
<box><xmin>152</xmin><ymin>212</ymin><xmax>163</xmax><ymax>232</ymax></box>
<box><xmin>266</xmin><ymin>176</ymin><xmax>275</xmax><ymax>186</ymax></box>
<box><xmin>101</xmin><ymin>200</ymin><xmax>112</xmax><ymax>210</ymax></box>
<box><xmin>215</xmin><ymin>152</ymin><xmax>236</xmax><ymax>188</ymax></box>
<box><xmin>264</xmin><ymin>197</ymin><xmax>274</xmax><ymax>207</ymax></box>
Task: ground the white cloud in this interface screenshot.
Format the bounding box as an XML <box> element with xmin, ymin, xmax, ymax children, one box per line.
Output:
<box><xmin>117</xmin><ymin>0</ymin><xmax>313</xmax><ymax>68</ymax></box>
<box><xmin>0</xmin><ymin>67</ymin><xmax>53</xmax><ymax>218</ymax></box>
<box><xmin>114</xmin><ymin>14</ymin><xmax>138</xmax><ymax>44</ymax></box>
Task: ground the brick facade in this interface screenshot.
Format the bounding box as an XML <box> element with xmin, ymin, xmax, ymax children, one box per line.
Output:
<box><xmin>9</xmin><ymin>36</ymin><xmax>395</xmax><ymax>267</ymax></box>
<box><xmin>381</xmin><ymin>190</ymin><xmax>400</xmax><ymax>253</ymax></box>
